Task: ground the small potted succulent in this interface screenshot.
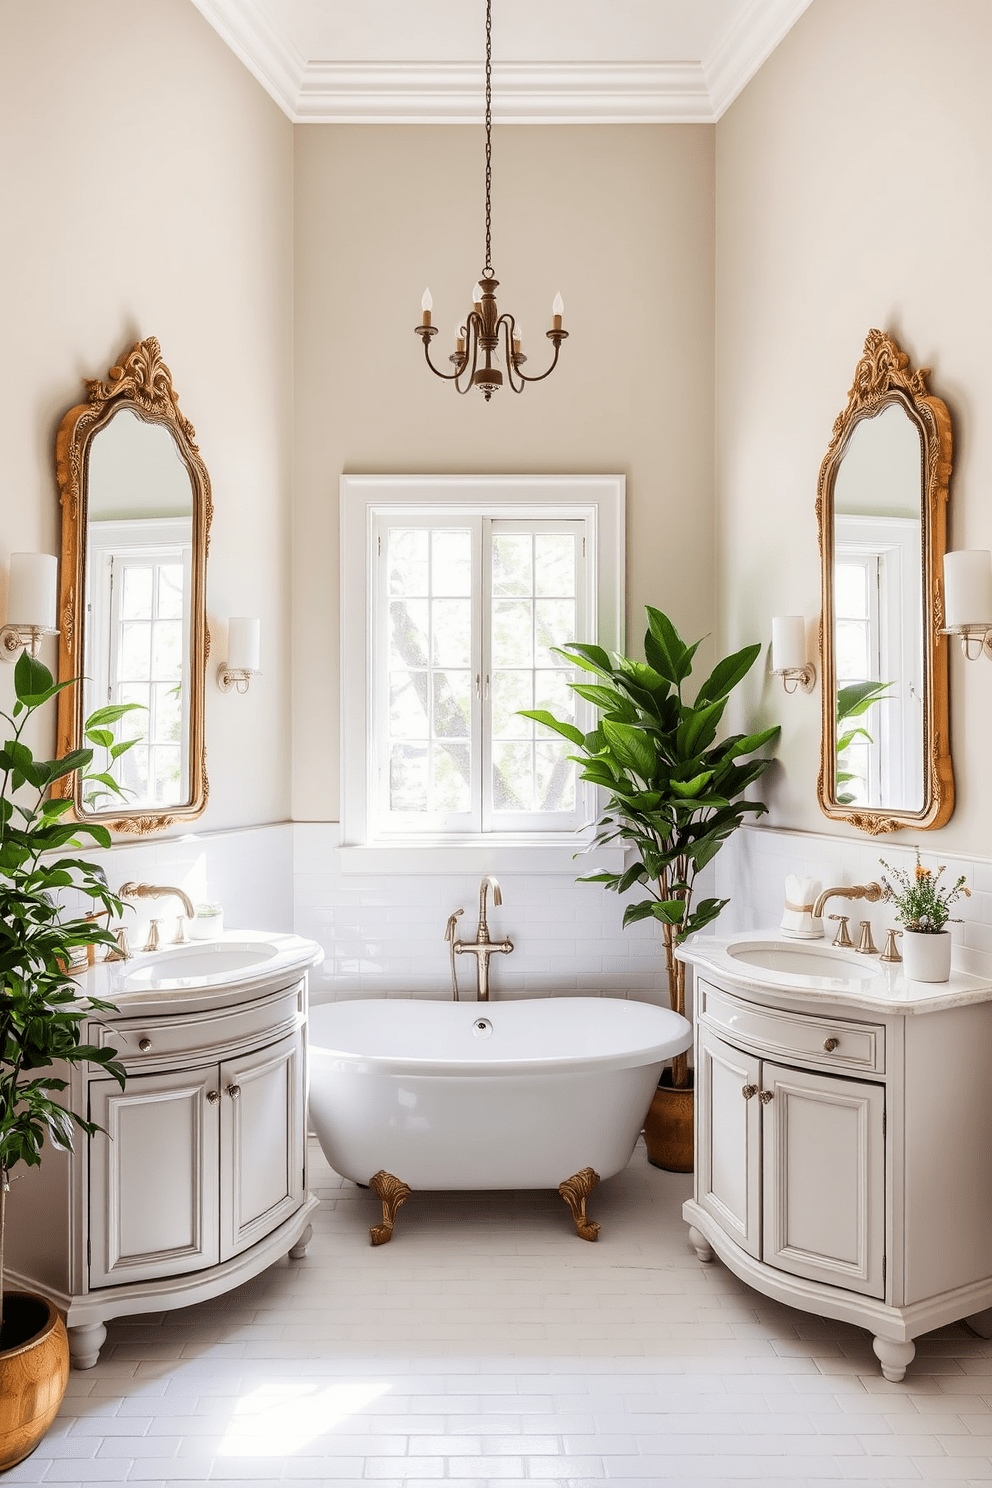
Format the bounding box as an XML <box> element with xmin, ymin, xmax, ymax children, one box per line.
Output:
<box><xmin>879</xmin><ymin>851</ymin><xmax>970</xmax><ymax>983</ymax></box>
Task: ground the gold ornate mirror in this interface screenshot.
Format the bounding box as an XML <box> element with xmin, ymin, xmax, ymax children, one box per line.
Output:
<box><xmin>54</xmin><ymin>337</ymin><xmax>211</xmax><ymax>833</ymax></box>
<box><xmin>818</xmin><ymin>329</ymin><xmax>953</xmax><ymax>834</ymax></box>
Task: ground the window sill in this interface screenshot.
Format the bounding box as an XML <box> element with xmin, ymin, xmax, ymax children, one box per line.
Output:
<box><xmin>336</xmin><ymin>837</ymin><xmax>626</xmax><ymax>877</ymax></box>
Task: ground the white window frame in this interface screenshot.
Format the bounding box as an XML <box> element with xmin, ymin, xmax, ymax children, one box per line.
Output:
<box><xmin>340</xmin><ymin>475</ymin><xmax>626</xmax><ymax>873</ymax></box>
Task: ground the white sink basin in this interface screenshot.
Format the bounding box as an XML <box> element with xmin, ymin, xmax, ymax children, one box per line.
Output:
<box><xmin>726</xmin><ymin>940</ymin><xmax>879</xmax><ymax>984</ymax></box>
<box><xmin>122</xmin><ymin>940</ymin><xmax>281</xmax><ymax>990</ymax></box>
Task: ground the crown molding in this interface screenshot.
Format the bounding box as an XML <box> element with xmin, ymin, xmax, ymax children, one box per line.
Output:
<box><xmin>297</xmin><ymin>62</ymin><xmax>713</xmax><ymax>125</ymax></box>
<box><xmin>704</xmin><ymin>0</ymin><xmax>815</xmax><ymax>117</ymax></box>
<box><xmin>190</xmin><ymin>0</ymin><xmax>814</xmax><ymax>125</ymax></box>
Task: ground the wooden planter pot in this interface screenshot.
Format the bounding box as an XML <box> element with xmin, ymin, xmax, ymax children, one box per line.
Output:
<box><xmin>0</xmin><ymin>1292</ymin><xmax>69</xmax><ymax>1471</ymax></box>
<box><xmin>643</xmin><ymin>1068</ymin><xmax>694</xmax><ymax>1173</ymax></box>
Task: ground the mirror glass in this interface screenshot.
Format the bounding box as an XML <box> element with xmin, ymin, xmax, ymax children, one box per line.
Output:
<box><xmin>84</xmin><ymin>411</ymin><xmax>194</xmax><ymax>812</ymax></box>
<box><xmin>819</xmin><ymin>330</ymin><xmax>953</xmax><ymax>833</ymax></box>
<box><xmin>56</xmin><ymin>338</ymin><xmax>210</xmax><ymax>833</ymax></box>
<box><xmin>832</xmin><ymin>404</ymin><xmax>924</xmax><ymax>812</ymax></box>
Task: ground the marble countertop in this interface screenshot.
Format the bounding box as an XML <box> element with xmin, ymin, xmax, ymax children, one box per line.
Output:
<box><xmin>677</xmin><ymin>931</ymin><xmax>992</xmax><ymax>1015</ymax></box>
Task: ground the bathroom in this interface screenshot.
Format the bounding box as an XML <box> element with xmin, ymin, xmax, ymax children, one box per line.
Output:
<box><xmin>3</xmin><ymin>0</ymin><xmax>992</xmax><ymax>1480</ymax></box>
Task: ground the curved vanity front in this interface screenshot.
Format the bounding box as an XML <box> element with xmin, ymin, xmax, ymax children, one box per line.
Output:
<box><xmin>678</xmin><ymin>934</ymin><xmax>992</xmax><ymax>1382</ymax></box>
<box><xmin>5</xmin><ymin>933</ymin><xmax>321</xmax><ymax>1368</ymax></box>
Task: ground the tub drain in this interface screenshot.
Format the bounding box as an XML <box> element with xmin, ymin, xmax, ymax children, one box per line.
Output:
<box><xmin>472</xmin><ymin>1018</ymin><xmax>493</xmax><ymax>1038</ymax></box>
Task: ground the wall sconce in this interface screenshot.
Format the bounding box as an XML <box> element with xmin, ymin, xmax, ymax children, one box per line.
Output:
<box><xmin>942</xmin><ymin>551</ymin><xmax>992</xmax><ymax>659</ymax></box>
<box><xmin>771</xmin><ymin>615</ymin><xmax>816</xmax><ymax>693</ymax></box>
<box><xmin>1</xmin><ymin>553</ymin><xmax>59</xmax><ymax>662</ymax></box>
<box><xmin>217</xmin><ymin>616</ymin><xmax>261</xmax><ymax>694</ymax></box>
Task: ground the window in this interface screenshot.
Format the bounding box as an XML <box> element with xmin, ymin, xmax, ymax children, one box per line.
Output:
<box><xmin>86</xmin><ymin>517</ymin><xmax>192</xmax><ymax>808</ymax></box>
<box><xmin>341</xmin><ymin>477</ymin><xmax>625</xmax><ymax>856</ymax></box>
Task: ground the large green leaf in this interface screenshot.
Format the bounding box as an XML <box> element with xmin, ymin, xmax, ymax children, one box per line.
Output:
<box><xmin>644</xmin><ymin>608</ymin><xmax>696</xmax><ymax>684</ymax></box>
<box><xmin>601</xmin><ymin>720</ymin><xmax>657</xmax><ymax>780</ymax></box>
<box><xmin>695</xmin><ymin>642</ymin><xmax>762</xmax><ymax>705</ymax></box>
<box><xmin>518</xmin><ymin>710</ymin><xmax>584</xmax><ymax>746</ymax></box>
<box><xmin>13</xmin><ymin>651</ymin><xmax>55</xmax><ymax>706</ymax></box>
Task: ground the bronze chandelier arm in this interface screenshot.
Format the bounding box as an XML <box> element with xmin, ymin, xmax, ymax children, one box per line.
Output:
<box><xmin>498</xmin><ymin>315</ymin><xmax>567</xmax><ymax>391</ymax></box>
<box><xmin>416</xmin><ymin>325</ymin><xmax>465</xmax><ymax>384</ymax></box>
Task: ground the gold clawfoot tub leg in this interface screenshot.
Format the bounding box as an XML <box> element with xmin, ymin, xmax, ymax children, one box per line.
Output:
<box><xmin>368</xmin><ymin>1170</ymin><xmax>412</xmax><ymax>1245</ymax></box>
<box><xmin>558</xmin><ymin>1167</ymin><xmax>601</xmax><ymax>1241</ymax></box>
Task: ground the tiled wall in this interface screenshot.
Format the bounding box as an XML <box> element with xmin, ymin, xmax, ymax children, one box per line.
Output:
<box><xmin>293</xmin><ymin>824</ymin><xmax>693</xmax><ymax>1007</ymax></box>
<box><xmin>716</xmin><ymin>824</ymin><xmax>992</xmax><ymax>980</ymax></box>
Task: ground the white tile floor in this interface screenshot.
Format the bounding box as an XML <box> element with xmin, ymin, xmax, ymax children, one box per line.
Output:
<box><xmin>14</xmin><ymin>1139</ymin><xmax>992</xmax><ymax>1487</ymax></box>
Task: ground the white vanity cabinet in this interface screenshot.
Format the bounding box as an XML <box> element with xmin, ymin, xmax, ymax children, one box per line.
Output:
<box><xmin>680</xmin><ymin>939</ymin><xmax>992</xmax><ymax>1381</ymax></box>
<box><xmin>5</xmin><ymin>945</ymin><xmax>320</xmax><ymax>1369</ymax></box>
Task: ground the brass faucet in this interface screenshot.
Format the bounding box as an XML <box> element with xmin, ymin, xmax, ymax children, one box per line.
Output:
<box><xmin>449</xmin><ymin>876</ymin><xmax>513</xmax><ymax>1001</ymax></box>
<box><xmin>118</xmin><ymin>882</ymin><xmax>195</xmax><ymax>952</ymax></box>
<box><xmin>812</xmin><ymin>882</ymin><xmax>883</xmax><ymax>947</ymax></box>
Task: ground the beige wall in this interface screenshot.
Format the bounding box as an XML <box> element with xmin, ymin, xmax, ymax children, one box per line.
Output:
<box><xmin>293</xmin><ymin>123</ymin><xmax>715</xmax><ymax>819</ymax></box>
<box><xmin>0</xmin><ymin>0</ymin><xmax>294</xmax><ymax>831</ymax></box>
<box><xmin>715</xmin><ymin>0</ymin><xmax>992</xmax><ymax>850</ymax></box>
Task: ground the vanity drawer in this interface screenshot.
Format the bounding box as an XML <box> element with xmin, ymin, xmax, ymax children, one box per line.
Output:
<box><xmin>96</xmin><ymin>981</ymin><xmax>305</xmax><ymax>1067</ymax></box>
<box><xmin>698</xmin><ymin>981</ymin><xmax>885</xmax><ymax>1076</ymax></box>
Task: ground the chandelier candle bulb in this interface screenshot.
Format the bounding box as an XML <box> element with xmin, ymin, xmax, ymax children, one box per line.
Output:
<box><xmin>552</xmin><ymin>292</ymin><xmax>564</xmax><ymax>331</ymax></box>
<box><xmin>772</xmin><ymin>615</ymin><xmax>806</xmax><ymax>673</ymax></box>
<box><xmin>943</xmin><ymin>550</ymin><xmax>992</xmax><ymax>628</ymax></box>
<box><xmin>227</xmin><ymin>616</ymin><xmax>261</xmax><ymax>674</ymax></box>
<box><xmin>7</xmin><ymin>553</ymin><xmax>57</xmax><ymax>629</ymax></box>
<box><xmin>420</xmin><ymin>288</ymin><xmax>433</xmax><ymax>327</ymax></box>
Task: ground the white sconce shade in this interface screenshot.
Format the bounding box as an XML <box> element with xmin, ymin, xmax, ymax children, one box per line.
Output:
<box><xmin>771</xmin><ymin>614</ymin><xmax>815</xmax><ymax>694</ymax></box>
<box><xmin>227</xmin><ymin>616</ymin><xmax>261</xmax><ymax>674</ymax></box>
<box><xmin>943</xmin><ymin>551</ymin><xmax>992</xmax><ymax>629</ymax></box>
<box><xmin>771</xmin><ymin>615</ymin><xmax>806</xmax><ymax>674</ymax></box>
<box><xmin>218</xmin><ymin>616</ymin><xmax>261</xmax><ymax>693</ymax></box>
<box><xmin>8</xmin><ymin>552</ymin><xmax>57</xmax><ymax>629</ymax></box>
<box><xmin>1</xmin><ymin>552</ymin><xmax>59</xmax><ymax>661</ymax></box>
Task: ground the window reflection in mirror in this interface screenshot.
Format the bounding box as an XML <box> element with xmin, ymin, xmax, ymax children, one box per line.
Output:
<box><xmin>83</xmin><ymin>409</ymin><xmax>194</xmax><ymax>813</ymax></box>
<box><xmin>832</xmin><ymin>403</ymin><xmax>924</xmax><ymax>813</ymax></box>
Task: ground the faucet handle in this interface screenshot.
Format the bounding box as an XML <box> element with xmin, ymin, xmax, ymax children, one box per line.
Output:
<box><xmin>444</xmin><ymin>909</ymin><xmax>464</xmax><ymax>942</ymax></box>
<box><xmin>880</xmin><ymin>928</ymin><xmax>904</xmax><ymax>963</ymax></box>
<box><xmin>829</xmin><ymin>914</ymin><xmax>853</xmax><ymax>948</ymax></box>
<box><xmin>856</xmin><ymin>920</ymin><xmax>879</xmax><ymax>955</ymax></box>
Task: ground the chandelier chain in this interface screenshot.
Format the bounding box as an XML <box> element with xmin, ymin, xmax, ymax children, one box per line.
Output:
<box><xmin>484</xmin><ymin>0</ymin><xmax>493</xmax><ymax>275</ymax></box>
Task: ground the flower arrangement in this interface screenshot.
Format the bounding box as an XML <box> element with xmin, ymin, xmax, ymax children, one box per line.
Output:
<box><xmin>879</xmin><ymin>851</ymin><xmax>970</xmax><ymax>934</ymax></box>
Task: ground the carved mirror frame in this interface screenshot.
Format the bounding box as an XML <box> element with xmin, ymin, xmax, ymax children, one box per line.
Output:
<box><xmin>817</xmin><ymin>329</ymin><xmax>953</xmax><ymax>835</ymax></box>
<box><xmin>54</xmin><ymin>337</ymin><xmax>211</xmax><ymax>833</ymax></box>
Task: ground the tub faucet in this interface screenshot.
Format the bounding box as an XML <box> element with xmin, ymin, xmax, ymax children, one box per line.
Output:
<box><xmin>447</xmin><ymin>876</ymin><xmax>513</xmax><ymax>1001</ymax></box>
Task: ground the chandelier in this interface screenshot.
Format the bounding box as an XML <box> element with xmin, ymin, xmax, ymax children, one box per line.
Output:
<box><xmin>414</xmin><ymin>0</ymin><xmax>568</xmax><ymax>400</ymax></box>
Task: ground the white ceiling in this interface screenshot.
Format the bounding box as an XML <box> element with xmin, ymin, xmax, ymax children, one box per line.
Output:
<box><xmin>189</xmin><ymin>0</ymin><xmax>814</xmax><ymax>123</ymax></box>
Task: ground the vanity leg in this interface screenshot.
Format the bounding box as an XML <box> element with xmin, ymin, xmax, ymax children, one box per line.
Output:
<box><xmin>558</xmin><ymin>1167</ymin><xmax>601</xmax><ymax>1241</ymax></box>
<box><xmin>368</xmin><ymin>1170</ymin><xmax>412</xmax><ymax>1245</ymax></box>
<box><xmin>288</xmin><ymin>1223</ymin><xmax>313</xmax><ymax>1260</ymax></box>
<box><xmin>965</xmin><ymin>1308</ymin><xmax>992</xmax><ymax>1339</ymax></box>
<box><xmin>688</xmin><ymin>1225</ymin><xmax>714</xmax><ymax>1262</ymax></box>
<box><xmin>69</xmin><ymin>1321</ymin><xmax>107</xmax><ymax>1370</ymax></box>
<box><xmin>872</xmin><ymin>1334</ymin><xmax>916</xmax><ymax>1382</ymax></box>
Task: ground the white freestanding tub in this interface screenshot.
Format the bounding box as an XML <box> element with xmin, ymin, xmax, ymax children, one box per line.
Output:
<box><xmin>308</xmin><ymin>996</ymin><xmax>692</xmax><ymax>1199</ymax></box>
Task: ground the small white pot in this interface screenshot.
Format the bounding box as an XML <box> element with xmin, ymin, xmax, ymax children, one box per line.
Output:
<box><xmin>901</xmin><ymin>929</ymin><xmax>952</xmax><ymax>983</ymax></box>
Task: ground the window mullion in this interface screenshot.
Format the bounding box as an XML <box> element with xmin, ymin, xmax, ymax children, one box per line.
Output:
<box><xmin>479</xmin><ymin>516</ymin><xmax>491</xmax><ymax>834</ymax></box>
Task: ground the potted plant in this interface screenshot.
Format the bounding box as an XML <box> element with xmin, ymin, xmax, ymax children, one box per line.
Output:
<box><xmin>522</xmin><ymin>607</ymin><xmax>779</xmax><ymax>1171</ymax></box>
<box><xmin>0</xmin><ymin>651</ymin><xmax>129</xmax><ymax>1467</ymax></box>
<box><xmin>879</xmin><ymin>851</ymin><xmax>970</xmax><ymax>984</ymax></box>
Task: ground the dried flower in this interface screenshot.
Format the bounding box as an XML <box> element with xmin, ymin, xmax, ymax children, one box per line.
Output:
<box><xmin>879</xmin><ymin>850</ymin><xmax>970</xmax><ymax>935</ymax></box>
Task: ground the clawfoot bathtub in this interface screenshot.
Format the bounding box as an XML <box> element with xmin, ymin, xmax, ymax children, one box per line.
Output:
<box><xmin>308</xmin><ymin>996</ymin><xmax>692</xmax><ymax>1243</ymax></box>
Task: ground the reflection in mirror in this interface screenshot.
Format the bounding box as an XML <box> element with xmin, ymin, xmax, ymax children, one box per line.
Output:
<box><xmin>832</xmin><ymin>404</ymin><xmax>924</xmax><ymax>812</ymax></box>
<box><xmin>85</xmin><ymin>411</ymin><xmax>194</xmax><ymax>811</ymax></box>
<box><xmin>55</xmin><ymin>338</ymin><xmax>210</xmax><ymax>834</ymax></box>
<box><xmin>818</xmin><ymin>330</ymin><xmax>953</xmax><ymax>834</ymax></box>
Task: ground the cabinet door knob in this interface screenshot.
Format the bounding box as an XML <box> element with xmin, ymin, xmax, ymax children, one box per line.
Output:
<box><xmin>138</xmin><ymin>1037</ymin><xmax>152</xmax><ymax>1052</ymax></box>
<box><xmin>742</xmin><ymin>1083</ymin><xmax>758</xmax><ymax>1100</ymax></box>
<box><xmin>758</xmin><ymin>1089</ymin><xmax>774</xmax><ymax>1104</ymax></box>
<box><xmin>226</xmin><ymin>1083</ymin><xmax>241</xmax><ymax>1101</ymax></box>
<box><xmin>823</xmin><ymin>1037</ymin><xmax>839</xmax><ymax>1052</ymax></box>
<box><xmin>206</xmin><ymin>1089</ymin><xmax>220</xmax><ymax>1104</ymax></box>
